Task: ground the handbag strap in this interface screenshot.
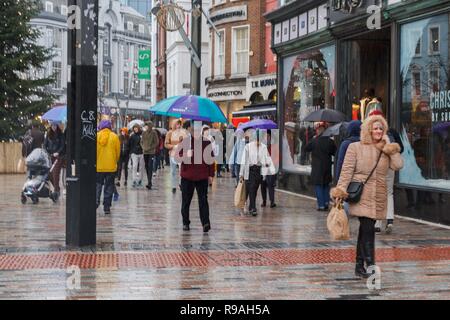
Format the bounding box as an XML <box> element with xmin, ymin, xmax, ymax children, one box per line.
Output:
<box><xmin>364</xmin><ymin>151</ymin><xmax>382</xmax><ymax>185</ymax></box>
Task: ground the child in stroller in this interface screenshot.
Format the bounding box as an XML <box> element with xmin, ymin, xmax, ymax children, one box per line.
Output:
<box><xmin>21</xmin><ymin>148</ymin><xmax>58</xmax><ymax>204</ymax></box>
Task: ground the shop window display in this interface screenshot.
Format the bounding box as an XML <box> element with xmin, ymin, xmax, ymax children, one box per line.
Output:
<box><xmin>282</xmin><ymin>45</ymin><xmax>336</xmax><ymax>174</ymax></box>
<box><xmin>400</xmin><ymin>14</ymin><xmax>450</xmax><ymax>190</ymax></box>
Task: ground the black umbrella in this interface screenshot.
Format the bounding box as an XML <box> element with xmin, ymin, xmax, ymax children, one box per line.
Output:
<box><xmin>323</xmin><ymin>121</ymin><xmax>349</xmax><ymax>137</ymax></box>
<box><xmin>303</xmin><ymin>109</ymin><xmax>346</xmax><ymax>123</ymax></box>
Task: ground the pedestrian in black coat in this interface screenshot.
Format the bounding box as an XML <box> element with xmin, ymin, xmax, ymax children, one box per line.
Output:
<box><xmin>305</xmin><ymin>123</ymin><xmax>337</xmax><ymax>211</ymax></box>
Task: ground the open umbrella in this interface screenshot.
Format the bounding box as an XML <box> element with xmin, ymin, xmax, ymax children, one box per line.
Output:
<box><xmin>303</xmin><ymin>109</ymin><xmax>346</xmax><ymax>123</ymax></box>
<box><xmin>155</xmin><ymin>127</ymin><xmax>168</xmax><ymax>135</ymax></box>
<box><xmin>150</xmin><ymin>95</ymin><xmax>227</xmax><ymax>123</ymax></box>
<box><xmin>323</xmin><ymin>121</ymin><xmax>349</xmax><ymax>137</ymax></box>
<box><xmin>42</xmin><ymin>105</ymin><xmax>67</xmax><ymax>123</ymax></box>
<box><xmin>127</xmin><ymin>119</ymin><xmax>145</xmax><ymax>130</ymax></box>
<box><xmin>240</xmin><ymin>119</ymin><xmax>277</xmax><ymax>130</ymax></box>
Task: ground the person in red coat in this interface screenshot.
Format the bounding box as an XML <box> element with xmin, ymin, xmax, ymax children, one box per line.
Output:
<box><xmin>177</xmin><ymin>120</ymin><xmax>215</xmax><ymax>232</ymax></box>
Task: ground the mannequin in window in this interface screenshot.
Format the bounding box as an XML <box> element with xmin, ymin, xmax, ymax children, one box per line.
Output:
<box><xmin>365</xmin><ymin>97</ymin><xmax>383</xmax><ymax>120</ymax></box>
<box><xmin>360</xmin><ymin>88</ymin><xmax>375</xmax><ymax>121</ymax></box>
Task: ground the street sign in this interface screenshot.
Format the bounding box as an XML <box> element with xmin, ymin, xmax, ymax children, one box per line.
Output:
<box><xmin>138</xmin><ymin>50</ymin><xmax>151</xmax><ymax>80</ymax></box>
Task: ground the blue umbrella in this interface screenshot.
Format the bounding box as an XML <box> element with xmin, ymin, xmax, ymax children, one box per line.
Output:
<box><xmin>240</xmin><ymin>119</ymin><xmax>277</xmax><ymax>130</ymax></box>
<box><xmin>149</xmin><ymin>95</ymin><xmax>227</xmax><ymax>123</ymax></box>
<box><xmin>42</xmin><ymin>105</ymin><xmax>67</xmax><ymax>123</ymax></box>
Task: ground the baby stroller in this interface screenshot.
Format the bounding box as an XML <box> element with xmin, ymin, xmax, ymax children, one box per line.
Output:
<box><xmin>21</xmin><ymin>148</ymin><xmax>58</xmax><ymax>204</ymax></box>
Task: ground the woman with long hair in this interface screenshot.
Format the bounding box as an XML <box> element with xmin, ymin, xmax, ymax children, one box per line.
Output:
<box><xmin>331</xmin><ymin>115</ymin><xmax>403</xmax><ymax>278</ymax></box>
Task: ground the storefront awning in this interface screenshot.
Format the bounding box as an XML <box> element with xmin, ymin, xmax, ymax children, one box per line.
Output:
<box><xmin>232</xmin><ymin>104</ymin><xmax>276</xmax><ymax>117</ymax></box>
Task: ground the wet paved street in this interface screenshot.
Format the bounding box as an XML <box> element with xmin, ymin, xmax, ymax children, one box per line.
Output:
<box><xmin>0</xmin><ymin>169</ymin><xmax>449</xmax><ymax>299</ymax></box>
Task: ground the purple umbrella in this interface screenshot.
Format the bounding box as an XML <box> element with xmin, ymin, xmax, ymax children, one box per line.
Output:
<box><xmin>239</xmin><ymin>119</ymin><xmax>277</xmax><ymax>130</ymax></box>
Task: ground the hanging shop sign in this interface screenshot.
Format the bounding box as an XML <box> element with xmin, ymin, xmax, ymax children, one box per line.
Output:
<box><xmin>329</xmin><ymin>0</ymin><xmax>379</xmax><ymax>26</ymax></box>
<box><xmin>138</xmin><ymin>50</ymin><xmax>151</xmax><ymax>80</ymax></box>
<box><xmin>246</xmin><ymin>74</ymin><xmax>277</xmax><ymax>102</ymax></box>
<box><xmin>210</xmin><ymin>5</ymin><xmax>247</xmax><ymax>26</ymax></box>
<box><xmin>273</xmin><ymin>3</ymin><xmax>328</xmax><ymax>46</ymax></box>
<box><xmin>207</xmin><ymin>86</ymin><xmax>246</xmax><ymax>101</ymax></box>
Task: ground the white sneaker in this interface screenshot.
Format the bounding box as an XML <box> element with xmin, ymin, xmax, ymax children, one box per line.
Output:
<box><xmin>153</xmin><ymin>173</ymin><xmax>156</xmax><ymax>177</ymax></box>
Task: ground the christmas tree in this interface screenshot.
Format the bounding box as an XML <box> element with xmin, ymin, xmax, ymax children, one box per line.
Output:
<box><xmin>0</xmin><ymin>0</ymin><xmax>55</xmax><ymax>141</ymax></box>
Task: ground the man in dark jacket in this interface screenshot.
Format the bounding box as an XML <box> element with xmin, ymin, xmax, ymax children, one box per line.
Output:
<box><xmin>141</xmin><ymin>121</ymin><xmax>159</xmax><ymax>190</ymax></box>
<box><xmin>305</xmin><ymin>122</ymin><xmax>337</xmax><ymax>211</ymax></box>
<box><xmin>178</xmin><ymin>120</ymin><xmax>215</xmax><ymax>232</ymax></box>
<box><xmin>116</xmin><ymin>127</ymin><xmax>130</xmax><ymax>187</ymax></box>
<box><xmin>128</xmin><ymin>124</ymin><xmax>145</xmax><ymax>187</ymax></box>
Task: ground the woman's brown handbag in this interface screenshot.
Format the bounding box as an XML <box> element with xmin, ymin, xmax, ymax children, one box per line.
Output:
<box><xmin>347</xmin><ymin>151</ymin><xmax>382</xmax><ymax>203</ymax></box>
<box><xmin>327</xmin><ymin>201</ymin><xmax>350</xmax><ymax>240</ymax></box>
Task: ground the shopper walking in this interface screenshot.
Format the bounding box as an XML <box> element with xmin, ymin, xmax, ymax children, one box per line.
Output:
<box><xmin>165</xmin><ymin>119</ymin><xmax>187</xmax><ymax>193</ymax></box>
<box><xmin>128</xmin><ymin>124</ymin><xmax>145</xmax><ymax>188</ymax></box>
<box><xmin>153</xmin><ymin>129</ymin><xmax>163</xmax><ymax>174</ymax></box>
<box><xmin>260</xmin><ymin>130</ymin><xmax>277</xmax><ymax>208</ymax></box>
<box><xmin>96</xmin><ymin>120</ymin><xmax>120</xmax><ymax>214</ymax></box>
<box><xmin>229</xmin><ymin>128</ymin><xmax>246</xmax><ymax>186</ymax></box>
<box><xmin>331</xmin><ymin>115</ymin><xmax>403</xmax><ymax>278</ymax></box>
<box><xmin>178</xmin><ymin>121</ymin><xmax>215</xmax><ymax>232</ymax></box>
<box><xmin>305</xmin><ymin>122</ymin><xmax>337</xmax><ymax>211</ymax></box>
<box><xmin>141</xmin><ymin>121</ymin><xmax>159</xmax><ymax>190</ymax></box>
<box><xmin>44</xmin><ymin>122</ymin><xmax>65</xmax><ymax>198</ymax></box>
<box><xmin>239</xmin><ymin>129</ymin><xmax>275</xmax><ymax>216</ymax></box>
<box><xmin>116</xmin><ymin>127</ymin><xmax>130</xmax><ymax>187</ymax></box>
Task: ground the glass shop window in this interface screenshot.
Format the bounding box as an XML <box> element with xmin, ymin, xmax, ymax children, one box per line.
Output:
<box><xmin>400</xmin><ymin>14</ymin><xmax>450</xmax><ymax>191</ymax></box>
<box><xmin>282</xmin><ymin>44</ymin><xmax>336</xmax><ymax>174</ymax></box>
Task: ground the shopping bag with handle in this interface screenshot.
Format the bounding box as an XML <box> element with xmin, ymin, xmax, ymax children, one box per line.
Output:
<box><xmin>234</xmin><ymin>179</ymin><xmax>246</xmax><ymax>209</ymax></box>
<box><xmin>327</xmin><ymin>200</ymin><xmax>350</xmax><ymax>240</ymax></box>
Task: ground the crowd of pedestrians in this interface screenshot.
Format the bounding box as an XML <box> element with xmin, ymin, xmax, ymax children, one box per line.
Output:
<box><xmin>20</xmin><ymin>107</ymin><xmax>408</xmax><ymax>281</ymax></box>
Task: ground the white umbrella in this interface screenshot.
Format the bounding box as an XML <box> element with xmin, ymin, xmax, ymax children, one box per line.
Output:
<box><xmin>127</xmin><ymin>119</ymin><xmax>145</xmax><ymax>130</ymax></box>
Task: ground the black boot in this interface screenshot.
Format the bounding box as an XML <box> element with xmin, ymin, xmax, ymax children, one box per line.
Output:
<box><xmin>355</xmin><ymin>239</ymin><xmax>370</xmax><ymax>278</ymax></box>
<box><xmin>363</xmin><ymin>238</ymin><xmax>376</xmax><ymax>277</ymax></box>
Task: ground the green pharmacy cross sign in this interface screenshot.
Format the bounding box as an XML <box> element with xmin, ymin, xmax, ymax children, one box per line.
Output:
<box><xmin>138</xmin><ymin>50</ymin><xmax>151</xmax><ymax>80</ymax></box>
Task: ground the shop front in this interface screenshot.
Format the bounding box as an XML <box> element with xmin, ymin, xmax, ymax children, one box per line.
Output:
<box><xmin>206</xmin><ymin>84</ymin><xmax>247</xmax><ymax>123</ymax></box>
<box><xmin>266</xmin><ymin>0</ymin><xmax>450</xmax><ymax>225</ymax></box>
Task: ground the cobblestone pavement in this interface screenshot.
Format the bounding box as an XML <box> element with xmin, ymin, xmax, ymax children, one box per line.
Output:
<box><xmin>0</xmin><ymin>170</ymin><xmax>449</xmax><ymax>299</ymax></box>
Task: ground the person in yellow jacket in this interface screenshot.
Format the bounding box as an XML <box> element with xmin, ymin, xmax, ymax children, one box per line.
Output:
<box><xmin>96</xmin><ymin>119</ymin><xmax>120</xmax><ymax>214</ymax></box>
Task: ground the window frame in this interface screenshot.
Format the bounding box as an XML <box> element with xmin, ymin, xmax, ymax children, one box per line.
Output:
<box><xmin>214</xmin><ymin>29</ymin><xmax>226</xmax><ymax>77</ymax></box>
<box><xmin>45</xmin><ymin>1</ymin><xmax>53</xmax><ymax>13</ymax></box>
<box><xmin>52</xmin><ymin>61</ymin><xmax>62</xmax><ymax>89</ymax></box>
<box><xmin>231</xmin><ymin>25</ymin><xmax>250</xmax><ymax>76</ymax></box>
<box><xmin>428</xmin><ymin>25</ymin><xmax>440</xmax><ymax>55</ymax></box>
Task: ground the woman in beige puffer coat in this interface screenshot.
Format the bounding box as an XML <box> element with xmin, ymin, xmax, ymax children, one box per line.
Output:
<box><xmin>331</xmin><ymin>115</ymin><xmax>403</xmax><ymax>278</ymax></box>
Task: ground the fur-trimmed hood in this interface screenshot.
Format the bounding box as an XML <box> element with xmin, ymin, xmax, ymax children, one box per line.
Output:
<box><xmin>361</xmin><ymin>115</ymin><xmax>388</xmax><ymax>145</ymax></box>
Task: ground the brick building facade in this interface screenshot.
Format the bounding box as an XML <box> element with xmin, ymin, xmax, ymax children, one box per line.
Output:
<box><xmin>207</xmin><ymin>0</ymin><xmax>277</xmax><ymax>123</ymax></box>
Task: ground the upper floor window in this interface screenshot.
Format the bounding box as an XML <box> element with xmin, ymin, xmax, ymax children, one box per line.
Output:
<box><xmin>103</xmin><ymin>24</ymin><xmax>111</xmax><ymax>58</ymax></box>
<box><xmin>53</xmin><ymin>28</ymin><xmax>62</xmax><ymax>49</ymax></box>
<box><xmin>232</xmin><ymin>26</ymin><xmax>249</xmax><ymax>75</ymax></box>
<box><xmin>139</xmin><ymin>24</ymin><xmax>145</xmax><ymax>33</ymax></box>
<box><xmin>60</xmin><ymin>5</ymin><xmax>67</xmax><ymax>16</ymax></box>
<box><xmin>52</xmin><ymin>61</ymin><xmax>61</xmax><ymax>89</ymax></box>
<box><xmin>127</xmin><ymin>21</ymin><xmax>134</xmax><ymax>31</ymax></box>
<box><xmin>429</xmin><ymin>26</ymin><xmax>440</xmax><ymax>54</ymax></box>
<box><xmin>215</xmin><ymin>30</ymin><xmax>225</xmax><ymax>76</ymax></box>
<box><xmin>45</xmin><ymin>1</ymin><xmax>53</xmax><ymax>13</ymax></box>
